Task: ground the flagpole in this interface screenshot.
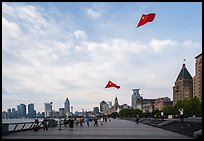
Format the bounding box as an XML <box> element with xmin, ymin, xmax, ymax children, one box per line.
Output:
<box><xmin>183</xmin><ymin>58</ymin><xmax>186</xmax><ymax>64</ymax></box>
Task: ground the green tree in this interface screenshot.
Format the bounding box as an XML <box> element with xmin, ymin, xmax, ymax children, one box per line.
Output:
<box><xmin>110</xmin><ymin>112</ymin><xmax>118</xmax><ymax>118</ymax></box>
<box><xmin>173</xmin><ymin>97</ymin><xmax>202</xmax><ymax>117</ymax></box>
<box><xmin>162</xmin><ymin>105</ymin><xmax>174</xmax><ymax>116</ymax></box>
<box><xmin>151</xmin><ymin>109</ymin><xmax>160</xmax><ymax>117</ymax></box>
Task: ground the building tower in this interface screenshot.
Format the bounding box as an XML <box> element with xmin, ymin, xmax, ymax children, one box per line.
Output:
<box><xmin>173</xmin><ymin>63</ymin><xmax>193</xmax><ymax>106</ymax></box>
<box><xmin>44</xmin><ymin>103</ymin><xmax>52</xmax><ymax>118</ymax></box>
<box><xmin>113</xmin><ymin>97</ymin><xmax>120</xmax><ymax>112</ymax></box>
<box><xmin>19</xmin><ymin>104</ymin><xmax>26</xmax><ymax>118</ymax></box>
<box><xmin>64</xmin><ymin>98</ymin><xmax>70</xmax><ymax>117</ymax></box>
<box><xmin>114</xmin><ymin>97</ymin><xmax>119</xmax><ymax>107</ymax></box>
<box><xmin>100</xmin><ymin>100</ymin><xmax>106</xmax><ymax>112</ymax></box>
<box><xmin>28</xmin><ymin>103</ymin><xmax>36</xmax><ymax>118</ymax></box>
<box><xmin>193</xmin><ymin>53</ymin><xmax>202</xmax><ymax>102</ymax></box>
<box><xmin>131</xmin><ymin>89</ymin><xmax>142</xmax><ymax>109</ymax></box>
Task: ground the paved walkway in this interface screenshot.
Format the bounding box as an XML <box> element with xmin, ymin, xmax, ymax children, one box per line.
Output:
<box><xmin>2</xmin><ymin>118</ymin><xmax>193</xmax><ymax>139</ymax></box>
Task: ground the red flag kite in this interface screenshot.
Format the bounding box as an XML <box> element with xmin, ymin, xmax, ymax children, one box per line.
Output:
<box><xmin>136</xmin><ymin>13</ymin><xmax>156</xmax><ymax>28</ymax></box>
<box><xmin>105</xmin><ymin>80</ymin><xmax>120</xmax><ymax>89</ymax></box>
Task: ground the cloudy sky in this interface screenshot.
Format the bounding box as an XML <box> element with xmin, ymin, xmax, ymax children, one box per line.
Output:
<box><xmin>2</xmin><ymin>2</ymin><xmax>202</xmax><ymax>113</ymax></box>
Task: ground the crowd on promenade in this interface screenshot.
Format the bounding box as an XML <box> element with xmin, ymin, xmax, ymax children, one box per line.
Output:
<box><xmin>32</xmin><ymin>116</ymin><xmax>113</xmax><ymax>131</ymax></box>
<box><xmin>32</xmin><ymin>108</ymin><xmax>185</xmax><ymax>132</ymax></box>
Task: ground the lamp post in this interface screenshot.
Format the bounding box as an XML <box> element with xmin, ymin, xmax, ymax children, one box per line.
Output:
<box><xmin>82</xmin><ymin>109</ymin><xmax>84</xmax><ymax>117</ymax></box>
<box><xmin>71</xmin><ymin>106</ymin><xmax>73</xmax><ymax>116</ymax></box>
<box><xmin>50</xmin><ymin>102</ymin><xmax>53</xmax><ymax>119</ymax></box>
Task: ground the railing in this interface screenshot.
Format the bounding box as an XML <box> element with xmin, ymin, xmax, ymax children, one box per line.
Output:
<box><xmin>2</xmin><ymin>119</ymin><xmax>58</xmax><ymax>136</ymax></box>
<box><xmin>2</xmin><ymin>121</ymin><xmax>44</xmax><ymax>135</ymax></box>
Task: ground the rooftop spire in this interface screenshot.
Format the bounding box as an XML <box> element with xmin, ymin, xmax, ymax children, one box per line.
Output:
<box><xmin>176</xmin><ymin>61</ymin><xmax>192</xmax><ymax>81</ymax></box>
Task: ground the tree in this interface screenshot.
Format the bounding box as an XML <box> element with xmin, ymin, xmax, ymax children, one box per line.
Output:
<box><xmin>173</xmin><ymin>97</ymin><xmax>202</xmax><ymax>117</ymax></box>
<box><xmin>162</xmin><ymin>105</ymin><xmax>174</xmax><ymax>116</ymax></box>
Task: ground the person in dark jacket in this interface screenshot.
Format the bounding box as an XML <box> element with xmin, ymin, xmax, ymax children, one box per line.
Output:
<box><xmin>135</xmin><ymin>115</ymin><xmax>139</xmax><ymax>124</ymax></box>
<box><xmin>42</xmin><ymin>118</ymin><xmax>48</xmax><ymax>130</ymax></box>
<box><xmin>68</xmin><ymin>117</ymin><xmax>74</xmax><ymax>131</ymax></box>
<box><xmin>33</xmin><ymin>118</ymin><xmax>39</xmax><ymax>131</ymax></box>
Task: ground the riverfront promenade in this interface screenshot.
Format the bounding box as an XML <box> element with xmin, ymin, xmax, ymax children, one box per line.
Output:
<box><xmin>2</xmin><ymin>118</ymin><xmax>193</xmax><ymax>139</ymax></box>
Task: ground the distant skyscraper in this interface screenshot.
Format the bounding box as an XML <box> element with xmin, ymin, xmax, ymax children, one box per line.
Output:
<box><xmin>11</xmin><ymin>108</ymin><xmax>17</xmax><ymax>119</ymax></box>
<box><xmin>100</xmin><ymin>100</ymin><xmax>106</xmax><ymax>112</ymax></box>
<box><xmin>173</xmin><ymin>63</ymin><xmax>193</xmax><ymax>106</ymax></box>
<box><xmin>44</xmin><ymin>103</ymin><xmax>52</xmax><ymax>118</ymax></box>
<box><xmin>7</xmin><ymin>108</ymin><xmax>12</xmax><ymax>119</ymax></box>
<box><xmin>64</xmin><ymin>98</ymin><xmax>70</xmax><ymax>117</ymax></box>
<box><xmin>17</xmin><ymin>105</ymin><xmax>20</xmax><ymax>118</ymax></box>
<box><xmin>93</xmin><ymin>107</ymin><xmax>99</xmax><ymax>115</ymax></box>
<box><xmin>19</xmin><ymin>104</ymin><xmax>26</xmax><ymax>118</ymax></box>
<box><xmin>193</xmin><ymin>53</ymin><xmax>202</xmax><ymax>101</ymax></box>
<box><xmin>28</xmin><ymin>103</ymin><xmax>36</xmax><ymax>118</ymax></box>
<box><xmin>106</xmin><ymin>101</ymin><xmax>112</xmax><ymax>108</ymax></box>
<box><xmin>59</xmin><ymin>108</ymin><xmax>65</xmax><ymax>118</ymax></box>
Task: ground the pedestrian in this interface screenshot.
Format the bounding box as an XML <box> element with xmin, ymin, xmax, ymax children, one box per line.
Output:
<box><xmin>104</xmin><ymin>117</ymin><xmax>107</xmax><ymax>122</ymax></box>
<box><xmin>100</xmin><ymin>117</ymin><xmax>103</xmax><ymax>125</ymax></box>
<box><xmin>135</xmin><ymin>115</ymin><xmax>139</xmax><ymax>124</ymax></box>
<box><xmin>93</xmin><ymin>117</ymin><xmax>98</xmax><ymax>126</ymax></box>
<box><xmin>85</xmin><ymin>117</ymin><xmax>90</xmax><ymax>127</ymax></box>
<box><xmin>43</xmin><ymin>117</ymin><xmax>48</xmax><ymax>130</ymax></box>
<box><xmin>109</xmin><ymin>117</ymin><xmax>111</xmax><ymax>122</ymax></box>
<box><xmin>64</xmin><ymin>118</ymin><xmax>68</xmax><ymax>127</ymax></box>
<box><xmin>79</xmin><ymin>117</ymin><xmax>83</xmax><ymax>127</ymax></box>
<box><xmin>58</xmin><ymin>118</ymin><xmax>62</xmax><ymax>130</ymax></box>
<box><xmin>179</xmin><ymin>108</ymin><xmax>184</xmax><ymax>121</ymax></box>
<box><xmin>161</xmin><ymin>111</ymin><xmax>164</xmax><ymax>120</ymax></box>
<box><xmin>69</xmin><ymin>117</ymin><xmax>74</xmax><ymax>131</ymax></box>
<box><xmin>33</xmin><ymin>118</ymin><xmax>39</xmax><ymax>131</ymax></box>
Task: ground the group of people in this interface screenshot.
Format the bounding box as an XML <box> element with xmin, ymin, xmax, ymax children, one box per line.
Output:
<box><xmin>33</xmin><ymin>117</ymin><xmax>49</xmax><ymax>131</ymax></box>
<box><xmin>160</xmin><ymin>108</ymin><xmax>184</xmax><ymax>121</ymax></box>
<box><xmin>63</xmin><ymin>117</ymin><xmax>75</xmax><ymax>130</ymax></box>
<box><xmin>134</xmin><ymin>107</ymin><xmax>184</xmax><ymax>125</ymax></box>
<box><xmin>33</xmin><ymin>108</ymin><xmax>185</xmax><ymax>132</ymax></box>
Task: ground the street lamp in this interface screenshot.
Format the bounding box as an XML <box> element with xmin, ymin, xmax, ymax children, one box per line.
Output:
<box><xmin>50</xmin><ymin>102</ymin><xmax>53</xmax><ymax>119</ymax></box>
<box><xmin>71</xmin><ymin>106</ymin><xmax>73</xmax><ymax>116</ymax></box>
<box><xmin>82</xmin><ymin>109</ymin><xmax>84</xmax><ymax>117</ymax></box>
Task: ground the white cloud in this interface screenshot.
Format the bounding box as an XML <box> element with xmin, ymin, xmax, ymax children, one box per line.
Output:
<box><xmin>2</xmin><ymin>17</ymin><xmax>22</xmax><ymax>47</ymax></box>
<box><xmin>73</xmin><ymin>30</ymin><xmax>88</xmax><ymax>40</ymax></box>
<box><xmin>2</xmin><ymin>2</ymin><xmax>15</xmax><ymax>17</ymax></box>
<box><xmin>181</xmin><ymin>40</ymin><xmax>201</xmax><ymax>49</ymax></box>
<box><xmin>149</xmin><ymin>39</ymin><xmax>177</xmax><ymax>53</ymax></box>
<box><xmin>87</xmin><ymin>8</ymin><xmax>101</xmax><ymax>18</ymax></box>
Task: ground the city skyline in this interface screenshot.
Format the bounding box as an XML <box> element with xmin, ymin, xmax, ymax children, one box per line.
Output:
<box><xmin>2</xmin><ymin>2</ymin><xmax>202</xmax><ymax>112</ymax></box>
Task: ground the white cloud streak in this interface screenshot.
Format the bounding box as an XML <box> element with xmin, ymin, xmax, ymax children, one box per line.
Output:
<box><xmin>87</xmin><ymin>8</ymin><xmax>101</xmax><ymax>18</ymax></box>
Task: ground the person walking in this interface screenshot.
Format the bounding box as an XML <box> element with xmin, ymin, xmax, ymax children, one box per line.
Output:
<box><xmin>100</xmin><ymin>117</ymin><xmax>103</xmax><ymax>125</ymax></box>
<box><xmin>79</xmin><ymin>117</ymin><xmax>83</xmax><ymax>127</ymax></box>
<box><xmin>33</xmin><ymin>118</ymin><xmax>39</xmax><ymax>131</ymax></box>
<box><xmin>179</xmin><ymin>108</ymin><xmax>184</xmax><ymax>121</ymax></box>
<box><xmin>43</xmin><ymin>118</ymin><xmax>48</xmax><ymax>130</ymax></box>
<box><xmin>68</xmin><ymin>117</ymin><xmax>74</xmax><ymax>131</ymax></box>
<box><xmin>93</xmin><ymin>117</ymin><xmax>98</xmax><ymax>126</ymax></box>
<box><xmin>85</xmin><ymin>117</ymin><xmax>90</xmax><ymax>127</ymax></box>
<box><xmin>161</xmin><ymin>111</ymin><xmax>164</xmax><ymax>120</ymax></box>
<box><xmin>135</xmin><ymin>115</ymin><xmax>139</xmax><ymax>124</ymax></box>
